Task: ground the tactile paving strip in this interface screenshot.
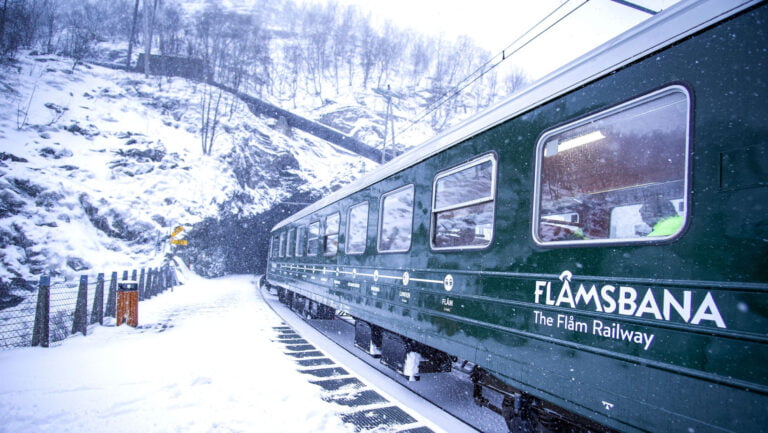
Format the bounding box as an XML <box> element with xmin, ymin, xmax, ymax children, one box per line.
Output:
<box><xmin>285</xmin><ymin>343</ymin><xmax>316</xmax><ymax>352</ymax></box>
<box><xmin>300</xmin><ymin>367</ymin><xmax>350</xmax><ymax>378</ymax></box>
<box><xmin>340</xmin><ymin>406</ymin><xmax>418</xmax><ymax>430</ymax></box>
<box><xmin>324</xmin><ymin>389</ymin><xmax>389</xmax><ymax>407</ymax></box>
<box><xmin>296</xmin><ymin>357</ymin><xmax>335</xmax><ymax>367</ymax></box>
<box><xmin>271</xmin><ymin>325</ymin><xmax>435</xmax><ymax>433</ymax></box>
<box><xmin>311</xmin><ymin>377</ymin><xmax>366</xmax><ymax>391</ymax></box>
<box><xmin>283</xmin><ymin>350</ymin><xmax>325</xmax><ymax>359</ymax></box>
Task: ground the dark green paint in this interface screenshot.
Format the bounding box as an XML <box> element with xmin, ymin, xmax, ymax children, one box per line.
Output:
<box><xmin>268</xmin><ymin>5</ymin><xmax>768</xmax><ymax>432</ymax></box>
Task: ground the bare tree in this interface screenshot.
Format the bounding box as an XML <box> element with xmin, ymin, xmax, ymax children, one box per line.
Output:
<box><xmin>0</xmin><ymin>0</ymin><xmax>7</xmax><ymax>51</ymax></box>
<box><xmin>40</xmin><ymin>0</ymin><xmax>57</xmax><ymax>54</ymax></box>
<box><xmin>332</xmin><ymin>4</ymin><xmax>357</xmax><ymax>92</ymax></box>
<box><xmin>408</xmin><ymin>34</ymin><xmax>432</xmax><ymax>87</ymax></box>
<box><xmin>504</xmin><ymin>68</ymin><xmax>528</xmax><ymax>96</ymax></box>
<box><xmin>1</xmin><ymin>0</ymin><xmax>30</xmax><ymax>58</ymax></box>
<box><xmin>282</xmin><ymin>42</ymin><xmax>302</xmax><ymax>108</ymax></box>
<box><xmin>61</xmin><ymin>4</ymin><xmax>101</xmax><ymax>70</ymax></box>
<box><xmin>142</xmin><ymin>0</ymin><xmax>158</xmax><ymax>77</ymax></box>
<box><xmin>126</xmin><ymin>0</ymin><xmax>140</xmax><ymax>69</ymax></box>
<box><xmin>200</xmin><ymin>84</ymin><xmax>223</xmax><ymax>155</ymax></box>
<box><xmin>374</xmin><ymin>21</ymin><xmax>404</xmax><ymax>88</ymax></box>
<box><xmin>301</xmin><ymin>1</ymin><xmax>336</xmax><ymax>101</ymax></box>
<box><xmin>156</xmin><ymin>1</ymin><xmax>185</xmax><ymax>56</ymax></box>
<box><xmin>358</xmin><ymin>18</ymin><xmax>377</xmax><ymax>89</ymax></box>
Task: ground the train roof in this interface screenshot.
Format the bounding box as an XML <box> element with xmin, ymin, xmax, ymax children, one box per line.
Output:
<box><xmin>272</xmin><ymin>0</ymin><xmax>760</xmax><ymax>232</ymax></box>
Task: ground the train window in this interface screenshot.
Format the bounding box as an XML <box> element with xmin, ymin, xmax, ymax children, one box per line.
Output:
<box><xmin>378</xmin><ymin>185</ymin><xmax>414</xmax><ymax>253</ymax></box>
<box><xmin>324</xmin><ymin>213</ymin><xmax>340</xmax><ymax>255</ymax></box>
<box><xmin>431</xmin><ymin>154</ymin><xmax>496</xmax><ymax>250</ymax></box>
<box><xmin>533</xmin><ymin>85</ymin><xmax>690</xmax><ymax>246</ymax></box>
<box><xmin>279</xmin><ymin>232</ymin><xmax>286</xmax><ymax>257</ymax></box>
<box><xmin>346</xmin><ymin>202</ymin><xmax>369</xmax><ymax>255</ymax></box>
<box><xmin>295</xmin><ymin>226</ymin><xmax>305</xmax><ymax>257</ymax></box>
<box><xmin>287</xmin><ymin>228</ymin><xmax>295</xmax><ymax>257</ymax></box>
<box><xmin>307</xmin><ymin>221</ymin><xmax>320</xmax><ymax>256</ymax></box>
<box><xmin>271</xmin><ymin>235</ymin><xmax>278</xmax><ymax>258</ymax></box>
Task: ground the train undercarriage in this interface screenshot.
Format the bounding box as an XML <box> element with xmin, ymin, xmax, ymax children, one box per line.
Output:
<box><xmin>269</xmin><ymin>283</ymin><xmax>613</xmax><ymax>433</ymax></box>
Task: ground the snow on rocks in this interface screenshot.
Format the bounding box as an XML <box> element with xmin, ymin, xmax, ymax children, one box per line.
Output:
<box><xmin>0</xmin><ymin>52</ymin><xmax>371</xmax><ymax>280</ymax></box>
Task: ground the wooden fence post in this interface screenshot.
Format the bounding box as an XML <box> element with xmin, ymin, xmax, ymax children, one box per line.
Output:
<box><xmin>105</xmin><ymin>271</ymin><xmax>118</xmax><ymax>317</ymax></box>
<box><xmin>90</xmin><ymin>273</ymin><xmax>105</xmax><ymax>325</ymax></box>
<box><xmin>156</xmin><ymin>267</ymin><xmax>162</xmax><ymax>294</ymax></box>
<box><xmin>31</xmin><ymin>276</ymin><xmax>50</xmax><ymax>347</ymax></box>
<box><xmin>72</xmin><ymin>275</ymin><xmax>88</xmax><ymax>336</ymax></box>
<box><xmin>144</xmin><ymin>269</ymin><xmax>151</xmax><ymax>298</ymax></box>
<box><xmin>169</xmin><ymin>266</ymin><xmax>175</xmax><ymax>291</ymax></box>
<box><xmin>154</xmin><ymin>267</ymin><xmax>160</xmax><ymax>295</ymax></box>
<box><xmin>160</xmin><ymin>266</ymin><xmax>166</xmax><ymax>292</ymax></box>
<box><xmin>152</xmin><ymin>267</ymin><xmax>159</xmax><ymax>296</ymax></box>
<box><xmin>138</xmin><ymin>268</ymin><xmax>146</xmax><ymax>300</ymax></box>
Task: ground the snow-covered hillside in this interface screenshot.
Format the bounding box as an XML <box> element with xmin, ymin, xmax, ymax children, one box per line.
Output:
<box><xmin>0</xmin><ymin>53</ymin><xmax>372</xmax><ymax>281</ymax></box>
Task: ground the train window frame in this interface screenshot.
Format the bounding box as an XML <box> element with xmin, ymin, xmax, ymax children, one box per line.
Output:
<box><xmin>532</xmin><ymin>85</ymin><xmax>691</xmax><ymax>247</ymax></box>
<box><xmin>279</xmin><ymin>231</ymin><xmax>286</xmax><ymax>257</ymax></box>
<box><xmin>346</xmin><ymin>201</ymin><xmax>369</xmax><ymax>255</ymax></box>
<box><xmin>324</xmin><ymin>212</ymin><xmax>341</xmax><ymax>256</ymax></box>
<box><xmin>377</xmin><ymin>184</ymin><xmax>415</xmax><ymax>253</ymax></box>
<box><xmin>295</xmin><ymin>226</ymin><xmax>305</xmax><ymax>257</ymax></box>
<box><xmin>286</xmin><ymin>228</ymin><xmax>295</xmax><ymax>257</ymax></box>
<box><xmin>307</xmin><ymin>221</ymin><xmax>321</xmax><ymax>256</ymax></box>
<box><xmin>430</xmin><ymin>153</ymin><xmax>497</xmax><ymax>251</ymax></box>
<box><xmin>271</xmin><ymin>235</ymin><xmax>278</xmax><ymax>258</ymax></box>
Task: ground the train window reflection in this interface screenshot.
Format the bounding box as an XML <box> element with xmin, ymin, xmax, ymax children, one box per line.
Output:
<box><xmin>324</xmin><ymin>213</ymin><xmax>340</xmax><ymax>255</ymax></box>
<box><xmin>271</xmin><ymin>235</ymin><xmax>279</xmax><ymax>258</ymax></box>
<box><xmin>347</xmin><ymin>202</ymin><xmax>368</xmax><ymax>255</ymax></box>
<box><xmin>287</xmin><ymin>228</ymin><xmax>295</xmax><ymax>257</ymax></box>
<box><xmin>295</xmin><ymin>226</ymin><xmax>305</xmax><ymax>257</ymax></box>
<box><xmin>279</xmin><ymin>232</ymin><xmax>286</xmax><ymax>257</ymax></box>
<box><xmin>534</xmin><ymin>86</ymin><xmax>690</xmax><ymax>245</ymax></box>
<box><xmin>308</xmin><ymin>221</ymin><xmax>320</xmax><ymax>256</ymax></box>
<box><xmin>432</xmin><ymin>154</ymin><xmax>496</xmax><ymax>250</ymax></box>
<box><xmin>378</xmin><ymin>185</ymin><xmax>414</xmax><ymax>252</ymax></box>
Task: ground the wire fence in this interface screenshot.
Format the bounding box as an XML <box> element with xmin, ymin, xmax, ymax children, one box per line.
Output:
<box><xmin>0</xmin><ymin>266</ymin><xmax>178</xmax><ymax>349</ymax></box>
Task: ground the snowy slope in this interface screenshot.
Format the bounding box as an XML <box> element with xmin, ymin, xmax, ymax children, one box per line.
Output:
<box><xmin>0</xmin><ymin>53</ymin><xmax>372</xmax><ymax>281</ymax></box>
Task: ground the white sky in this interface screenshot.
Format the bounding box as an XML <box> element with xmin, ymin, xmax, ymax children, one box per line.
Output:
<box><xmin>308</xmin><ymin>0</ymin><xmax>682</xmax><ymax>79</ymax></box>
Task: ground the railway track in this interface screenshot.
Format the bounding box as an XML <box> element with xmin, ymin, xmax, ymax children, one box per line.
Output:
<box><xmin>258</xmin><ymin>281</ymin><xmax>507</xmax><ymax>433</ymax></box>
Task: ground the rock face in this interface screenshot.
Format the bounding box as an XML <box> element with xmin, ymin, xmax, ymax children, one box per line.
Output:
<box><xmin>78</xmin><ymin>194</ymin><xmax>154</xmax><ymax>243</ymax></box>
<box><xmin>0</xmin><ymin>53</ymin><xmax>371</xmax><ymax>282</ymax></box>
<box><xmin>178</xmin><ymin>189</ymin><xmax>323</xmax><ymax>277</ymax></box>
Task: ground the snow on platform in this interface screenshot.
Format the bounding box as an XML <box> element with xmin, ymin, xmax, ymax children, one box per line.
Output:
<box><xmin>262</xmin><ymin>287</ymin><xmax>494</xmax><ymax>433</ymax></box>
<box><xmin>271</xmin><ymin>325</ymin><xmax>437</xmax><ymax>432</ymax></box>
<box><xmin>0</xmin><ymin>274</ymin><xmax>358</xmax><ymax>432</ymax></box>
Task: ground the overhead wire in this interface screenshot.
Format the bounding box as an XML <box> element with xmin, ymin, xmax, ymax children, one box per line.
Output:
<box><xmin>397</xmin><ymin>0</ymin><xmax>591</xmax><ymax>138</ymax></box>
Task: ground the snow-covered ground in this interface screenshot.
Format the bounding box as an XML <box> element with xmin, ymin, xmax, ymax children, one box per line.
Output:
<box><xmin>0</xmin><ymin>271</ymin><xmax>357</xmax><ymax>433</ymax></box>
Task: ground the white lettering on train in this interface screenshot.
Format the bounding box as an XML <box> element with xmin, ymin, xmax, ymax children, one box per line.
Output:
<box><xmin>533</xmin><ymin>271</ymin><xmax>726</xmax><ymax>328</ymax></box>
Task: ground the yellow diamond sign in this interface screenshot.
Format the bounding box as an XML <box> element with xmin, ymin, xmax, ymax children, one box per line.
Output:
<box><xmin>170</xmin><ymin>226</ymin><xmax>187</xmax><ymax>246</ymax></box>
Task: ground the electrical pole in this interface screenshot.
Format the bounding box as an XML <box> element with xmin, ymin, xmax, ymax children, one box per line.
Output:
<box><xmin>376</xmin><ymin>85</ymin><xmax>398</xmax><ymax>164</ymax></box>
<box><xmin>381</xmin><ymin>85</ymin><xmax>392</xmax><ymax>163</ymax></box>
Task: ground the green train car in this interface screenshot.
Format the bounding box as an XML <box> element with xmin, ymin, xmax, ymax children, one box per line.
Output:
<box><xmin>266</xmin><ymin>0</ymin><xmax>768</xmax><ymax>431</ymax></box>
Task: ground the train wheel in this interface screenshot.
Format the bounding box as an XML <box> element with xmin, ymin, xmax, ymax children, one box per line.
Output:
<box><xmin>354</xmin><ymin>320</ymin><xmax>382</xmax><ymax>357</ymax></box>
<box><xmin>503</xmin><ymin>394</ymin><xmax>538</xmax><ymax>433</ymax></box>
